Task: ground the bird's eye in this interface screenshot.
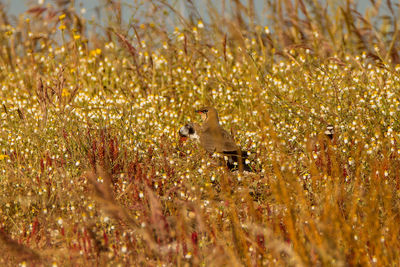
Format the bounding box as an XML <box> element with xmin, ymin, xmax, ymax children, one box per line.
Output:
<box><xmin>196</xmin><ymin>108</ymin><xmax>208</xmax><ymax>114</ymax></box>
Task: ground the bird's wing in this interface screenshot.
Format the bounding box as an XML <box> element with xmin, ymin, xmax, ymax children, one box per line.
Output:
<box><xmin>199</xmin><ymin>123</ymin><xmax>238</xmax><ymax>154</ymax></box>
<box><xmin>218</xmin><ymin>128</ymin><xmax>238</xmax><ymax>152</ymax></box>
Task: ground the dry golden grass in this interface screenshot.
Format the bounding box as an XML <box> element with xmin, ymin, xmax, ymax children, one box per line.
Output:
<box><xmin>1</xmin><ymin>0</ymin><xmax>400</xmax><ymax>266</ymax></box>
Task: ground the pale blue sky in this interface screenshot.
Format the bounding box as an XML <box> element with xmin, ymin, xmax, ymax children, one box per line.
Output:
<box><xmin>1</xmin><ymin>0</ymin><xmax>392</xmax><ymax>26</ymax></box>
<box><xmin>3</xmin><ymin>0</ymin><xmax>100</xmax><ymax>20</ymax></box>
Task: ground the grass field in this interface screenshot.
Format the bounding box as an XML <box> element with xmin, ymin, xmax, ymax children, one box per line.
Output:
<box><xmin>1</xmin><ymin>0</ymin><xmax>400</xmax><ymax>266</ymax></box>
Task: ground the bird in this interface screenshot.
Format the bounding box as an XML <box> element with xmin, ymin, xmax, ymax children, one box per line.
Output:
<box><xmin>305</xmin><ymin>124</ymin><xmax>338</xmax><ymax>176</ymax></box>
<box><xmin>324</xmin><ymin>124</ymin><xmax>335</xmax><ymax>140</ymax></box>
<box><xmin>195</xmin><ymin>107</ymin><xmax>238</xmax><ymax>153</ymax></box>
<box><xmin>179</xmin><ymin>123</ymin><xmax>200</xmax><ymax>142</ymax></box>
<box><xmin>307</xmin><ymin>124</ymin><xmax>336</xmax><ymax>151</ymax></box>
<box><xmin>180</xmin><ymin>106</ymin><xmax>252</xmax><ymax>172</ymax></box>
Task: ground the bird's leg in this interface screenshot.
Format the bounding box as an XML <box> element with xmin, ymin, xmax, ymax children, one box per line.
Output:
<box><xmin>237</xmin><ymin>148</ymin><xmax>244</xmax><ymax>172</ymax></box>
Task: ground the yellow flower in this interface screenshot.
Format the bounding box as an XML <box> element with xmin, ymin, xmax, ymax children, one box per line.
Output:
<box><xmin>178</xmin><ymin>33</ymin><xmax>185</xmax><ymax>41</ymax></box>
<box><xmin>59</xmin><ymin>24</ymin><xmax>66</xmax><ymax>31</ymax></box>
<box><xmin>90</xmin><ymin>49</ymin><xmax>101</xmax><ymax>57</ymax></box>
<box><xmin>0</xmin><ymin>154</ymin><xmax>9</xmax><ymax>160</ymax></box>
<box><xmin>62</xmin><ymin>88</ymin><xmax>70</xmax><ymax>97</ymax></box>
<box><xmin>59</xmin><ymin>14</ymin><xmax>66</xmax><ymax>20</ymax></box>
<box><xmin>73</xmin><ymin>34</ymin><xmax>80</xmax><ymax>40</ymax></box>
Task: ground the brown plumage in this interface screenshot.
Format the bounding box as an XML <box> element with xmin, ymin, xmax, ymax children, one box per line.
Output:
<box><xmin>196</xmin><ymin>107</ymin><xmax>238</xmax><ymax>154</ymax></box>
<box><xmin>195</xmin><ymin>107</ymin><xmax>251</xmax><ymax>171</ymax></box>
<box><xmin>179</xmin><ymin>107</ymin><xmax>253</xmax><ymax>171</ymax></box>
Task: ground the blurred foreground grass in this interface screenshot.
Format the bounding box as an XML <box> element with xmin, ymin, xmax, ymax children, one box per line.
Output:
<box><xmin>1</xmin><ymin>0</ymin><xmax>400</xmax><ymax>266</ymax></box>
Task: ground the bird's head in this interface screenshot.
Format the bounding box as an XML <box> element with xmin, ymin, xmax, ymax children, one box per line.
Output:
<box><xmin>179</xmin><ymin>123</ymin><xmax>200</xmax><ymax>141</ymax></box>
<box><xmin>196</xmin><ymin>106</ymin><xmax>219</xmax><ymax>124</ymax></box>
<box><xmin>324</xmin><ymin>125</ymin><xmax>335</xmax><ymax>139</ymax></box>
